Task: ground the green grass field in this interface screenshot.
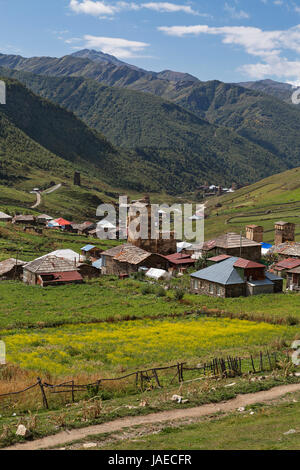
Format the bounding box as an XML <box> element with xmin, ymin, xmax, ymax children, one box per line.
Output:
<box><xmin>0</xmin><ymin>276</ymin><xmax>300</xmax><ymax>330</ymax></box>
<box><xmin>205</xmin><ymin>167</ymin><xmax>300</xmax><ymax>242</ymax></box>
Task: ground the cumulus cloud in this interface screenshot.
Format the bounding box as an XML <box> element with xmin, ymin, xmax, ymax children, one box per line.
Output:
<box><xmin>158</xmin><ymin>23</ymin><xmax>300</xmax><ymax>81</ymax></box>
<box><xmin>80</xmin><ymin>35</ymin><xmax>150</xmax><ymax>58</ymax></box>
<box><xmin>69</xmin><ymin>0</ymin><xmax>201</xmax><ymax>17</ymax></box>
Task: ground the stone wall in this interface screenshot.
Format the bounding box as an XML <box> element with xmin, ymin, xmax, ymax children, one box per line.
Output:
<box><xmin>190</xmin><ymin>277</ymin><xmax>245</xmax><ymax>298</ymax></box>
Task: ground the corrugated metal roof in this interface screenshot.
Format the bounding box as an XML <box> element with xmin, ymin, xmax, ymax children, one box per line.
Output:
<box><xmin>247</xmin><ymin>278</ymin><xmax>273</xmax><ymax>286</ymax></box>
<box><xmin>209</xmin><ymin>254</ymin><xmax>231</xmax><ymax>262</ymax></box>
<box><xmin>81</xmin><ymin>244</ymin><xmax>96</xmax><ymax>252</ymax></box>
<box><xmin>265</xmin><ymin>271</ymin><xmax>283</xmax><ymax>281</ymax></box>
<box><xmin>0</xmin><ymin>212</ymin><xmax>12</xmax><ymax>219</ymax></box>
<box><xmin>276</xmin><ymin>258</ymin><xmax>300</xmax><ymax>269</ymax></box>
<box><xmin>234</xmin><ymin>258</ymin><xmax>265</xmax><ymax>269</ymax></box>
<box><xmin>92</xmin><ymin>259</ymin><xmax>102</xmax><ymax>269</ymax></box>
<box><xmin>191</xmin><ymin>257</ymin><xmax>244</xmax><ymax>285</ymax></box>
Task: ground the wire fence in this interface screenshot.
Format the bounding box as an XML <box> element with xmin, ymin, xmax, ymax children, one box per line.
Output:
<box><xmin>0</xmin><ymin>351</ymin><xmax>285</xmax><ymax>409</ymax></box>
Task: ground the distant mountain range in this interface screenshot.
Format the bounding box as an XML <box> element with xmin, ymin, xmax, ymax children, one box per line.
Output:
<box><xmin>0</xmin><ymin>50</ymin><xmax>300</xmax><ymax>194</ymax></box>
<box><xmin>238</xmin><ymin>79</ymin><xmax>296</xmax><ymax>104</ymax></box>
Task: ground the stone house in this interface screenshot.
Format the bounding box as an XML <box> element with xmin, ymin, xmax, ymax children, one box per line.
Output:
<box><xmin>13</xmin><ymin>215</ymin><xmax>36</xmax><ymax>225</ymax></box>
<box><xmin>286</xmin><ymin>267</ymin><xmax>300</xmax><ymax>291</ymax></box>
<box><xmin>0</xmin><ymin>258</ymin><xmax>27</xmax><ymax>280</ymax></box>
<box><xmin>101</xmin><ymin>244</ymin><xmax>170</xmax><ymax>276</ymax></box>
<box><xmin>23</xmin><ymin>256</ymin><xmax>83</xmax><ymax>287</ymax></box>
<box><xmin>272</xmin><ymin>258</ymin><xmax>300</xmax><ymax>278</ymax></box>
<box><xmin>190</xmin><ymin>256</ymin><xmax>282</xmax><ymax>298</ymax></box>
<box><xmin>200</xmin><ymin>232</ymin><xmax>262</xmax><ymax>262</ymax></box>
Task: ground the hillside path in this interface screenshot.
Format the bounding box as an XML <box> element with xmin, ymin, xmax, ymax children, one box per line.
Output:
<box><xmin>3</xmin><ymin>382</ymin><xmax>300</xmax><ymax>451</ymax></box>
<box><xmin>30</xmin><ymin>183</ymin><xmax>62</xmax><ymax>209</ymax></box>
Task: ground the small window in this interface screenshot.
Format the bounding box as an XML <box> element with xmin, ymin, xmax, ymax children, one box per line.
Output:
<box><xmin>216</xmin><ymin>285</ymin><xmax>221</xmax><ymax>296</ymax></box>
<box><xmin>193</xmin><ymin>279</ymin><xmax>199</xmax><ymax>290</ymax></box>
<box><xmin>209</xmin><ymin>283</ymin><xmax>214</xmax><ymax>294</ymax></box>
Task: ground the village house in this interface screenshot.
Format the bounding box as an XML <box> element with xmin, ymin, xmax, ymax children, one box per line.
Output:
<box><xmin>271</xmin><ymin>242</ymin><xmax>300</xmax><ymax>260</ymax></box>
<box><xmin>272</xmin><ymin>258</ymin><xmax>300</xmax><ymax>278</ymax></box>
<box><xmin>0</xmin><ymin>258</ymin><xmax>27</xmax><ymax>280</ymax></box>
<box><xmin>37</xmin><ymin>214</ymin><xmax>52</xmax><ymax>225</ymax></box>
<box><xmin>0</xmin><ymin>211</ymin><xmax>12</xmax><ymax>222</ymax></box>
<box><xmin>101</xmin><ymin>244</ymin><xmax>170</xmax><ymax>276</ymax></box>
<box><xmin>190</xmin><ymin>256</ymin><xmax>282</xmax><ymax>298</ymax></box>
<box><xmin>164</xmin><ymin>252</ymin><xmax>195</xmax><ymax>274</ymax></box>
<box><xmin>199</xmin><ymin>232</ymin><xmax>262</xmax><ymax>262</ymax></box>
<box><xmin>286</xmin><ymin>267</ymin><xmax>300</xmax><ymax>291</ymax></box>
<box><xmin>13</xmin><ymin>215</ymin><xmax>36</xmax><ymax>225</ymax></box>
<box><xmin>81</xmin><ymin>244</ymin><xmax>103</xmax><ymax>260</ymax></box>
<box><xmin>23</xmin><ymin>256</ymin><xmax>83</xmax><ymax>287</ymax></box>
<box><xmin>70</xmin><ymin>222</ymin><xmax>94</xmax><ymax>235</ymax></box>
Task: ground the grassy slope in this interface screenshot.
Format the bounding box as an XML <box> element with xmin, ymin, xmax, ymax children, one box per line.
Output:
<box><xmin>0</xmin><ymin>69</ymin><xmax>292</xmax><ymax>190</ymax></box>
<box><xmin>204</xmin><ymin>166</ymin><xmax>300</xmax><ymax>242</ymax></box>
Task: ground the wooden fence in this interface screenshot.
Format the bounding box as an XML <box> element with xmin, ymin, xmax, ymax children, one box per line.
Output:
<box><xmin>0</xmin><ymin>351</ymin><xmax>283</xmax><ymax>409</ymax></box>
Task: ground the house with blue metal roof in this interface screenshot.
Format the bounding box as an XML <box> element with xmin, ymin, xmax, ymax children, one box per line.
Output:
<box><xmin>190</xmin><ymin>256</ymin><xmax>283</xmax><ymax>298</ymax></box>
<box><xmin>81</xmin><ymin>244</ymin><xmax>102</xmax><ymax>260</ymax></box>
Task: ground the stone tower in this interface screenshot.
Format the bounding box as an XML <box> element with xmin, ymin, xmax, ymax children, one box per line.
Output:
<box><xmin>274</xmin><ymin>221</ymin><xmax>295</xmax><ymax>245</ymax></box>
<box><xmin>245</xmin><ymin>225</ymin><xmax>264</xmax><ymax>243</ymax></box>
<box><xmin>127</xmin><ymin>195</ymin><xmax>177</xmax><ymax>255</ymax></box>
<box><xmin>74</xmin><ymin>171</ymin><xmax>81</xmax><ymax>186</ymax></box>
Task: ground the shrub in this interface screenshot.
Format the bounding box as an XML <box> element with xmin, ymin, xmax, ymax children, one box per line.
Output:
<box><xmin>174</xmin><ymin>289</ymin><xmax>185</xmax><ymax>301</ymax></box>
<box><xmin>286</xmin><ymin>315</ymin><xmax>299</xmax><ymax>326</ymax></box>
<box><xmin>156</xmin><ymin>286</ymin><xmax>166</xmax><ymax>297</ymax></box>
<box><xmin>141</xmin><ymin>285</ymin><xmax>153</xmax><ymax>295</ymax></box>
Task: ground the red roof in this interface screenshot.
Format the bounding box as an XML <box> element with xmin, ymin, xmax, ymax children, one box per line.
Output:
<box><xmin>165</xmin><ymin>253</ymin><xmax>195</xmax><ymax>265</ymax></box>
<box><xmin>40</xmin><ymin>271</ymin><xmax>83</xmax><ymax>283</ymax></box>
<box><xmin>234</xmin><ymin>258</ymin><xmax>265</xmax><ymax>269</ymax></box>
<box><xmin>276</xmin><ymin>258</ymin><xmax>300</xmax><ymax>269</ymax></box>
<box><xmin>209</xmin><ymin>254</ymin><xmax>232</xmax><ymax>262</ymax></box>
<box><xmin>54</xmin><ymin>218</ymin><xmax>71</xmax><ymax>226</ymax></box>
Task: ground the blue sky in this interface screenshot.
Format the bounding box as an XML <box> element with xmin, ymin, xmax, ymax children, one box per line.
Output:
<box><xmin>1</xmin><ymin>0</ymin><xmax>300</xmax><ymax>83</ymax></box>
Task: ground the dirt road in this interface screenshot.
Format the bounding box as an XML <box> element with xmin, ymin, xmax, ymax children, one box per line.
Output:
<box><xmin>3</xmin><ymin>382</ymin><xmax>300</xmax><ymax>451</ymax></box>
<box><xmin>30</xmin><ymin>184</ymin><xmax>62</xmax><ymax>209</ymax></box>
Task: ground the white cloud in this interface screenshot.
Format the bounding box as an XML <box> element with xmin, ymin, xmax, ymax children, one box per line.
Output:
<box><xmin>69</xmin><ymin>0</ymin><xmax>118</xmax><ymax>17</ymax></box>
<box><xmin>69</xmin><ymin>0</ymin><xmax>201</xmax><ymax>17</ymax></box>
<box><xmin>158</xmin><ymin>23</ymin><xmax>300</xmax><ymax>81</ymax></box>
<box><xmin>224</xmin><ymin>3</ymin><xmax>250</xmax><ymax>19</ymax></box>
<box><xmin>81</xmin><ymin>35</ymin><xmax>150</xmax><ymax>58</ymax></box>
<box><xmin>142</xmin><ymin>2</ymin><xmax>199</xmax><ymax>15</ymax></box>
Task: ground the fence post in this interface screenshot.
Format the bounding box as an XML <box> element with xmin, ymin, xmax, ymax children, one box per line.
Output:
<box><xmin>250</xmin><ymin>355</ymin><xmax>256</xmax><ymax>373</ymax></box>
<box><xmin>71</xmin><ymin>381</ymin><xmax>75</xmax><ymax>403</ymax></box>
<box><xmin>37</xmin><ymin>377</ymin><xmax>48</xmax><ymax>409</ymax></box>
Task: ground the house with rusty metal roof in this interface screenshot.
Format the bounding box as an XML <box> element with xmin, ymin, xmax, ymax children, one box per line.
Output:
<box><xmin>101</xmin><ymin>244</ymin><xmax>169</xmax><ymax>276</ymax></box>
<box><xmin>23</xmin><ymin>256</ymin><xmax>83</xmax><ymax>287</ymax></box>
<box><xmin>190</xmin><ymin>256</ymin><xmax>282</xmax><ymax>298</ymax></box>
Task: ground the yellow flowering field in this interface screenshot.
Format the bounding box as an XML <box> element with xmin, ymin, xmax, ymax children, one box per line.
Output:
<box><xmin>1</xmin><ymin>317</ymin><xmax>296</xmax><ymax>377</ymax></box>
